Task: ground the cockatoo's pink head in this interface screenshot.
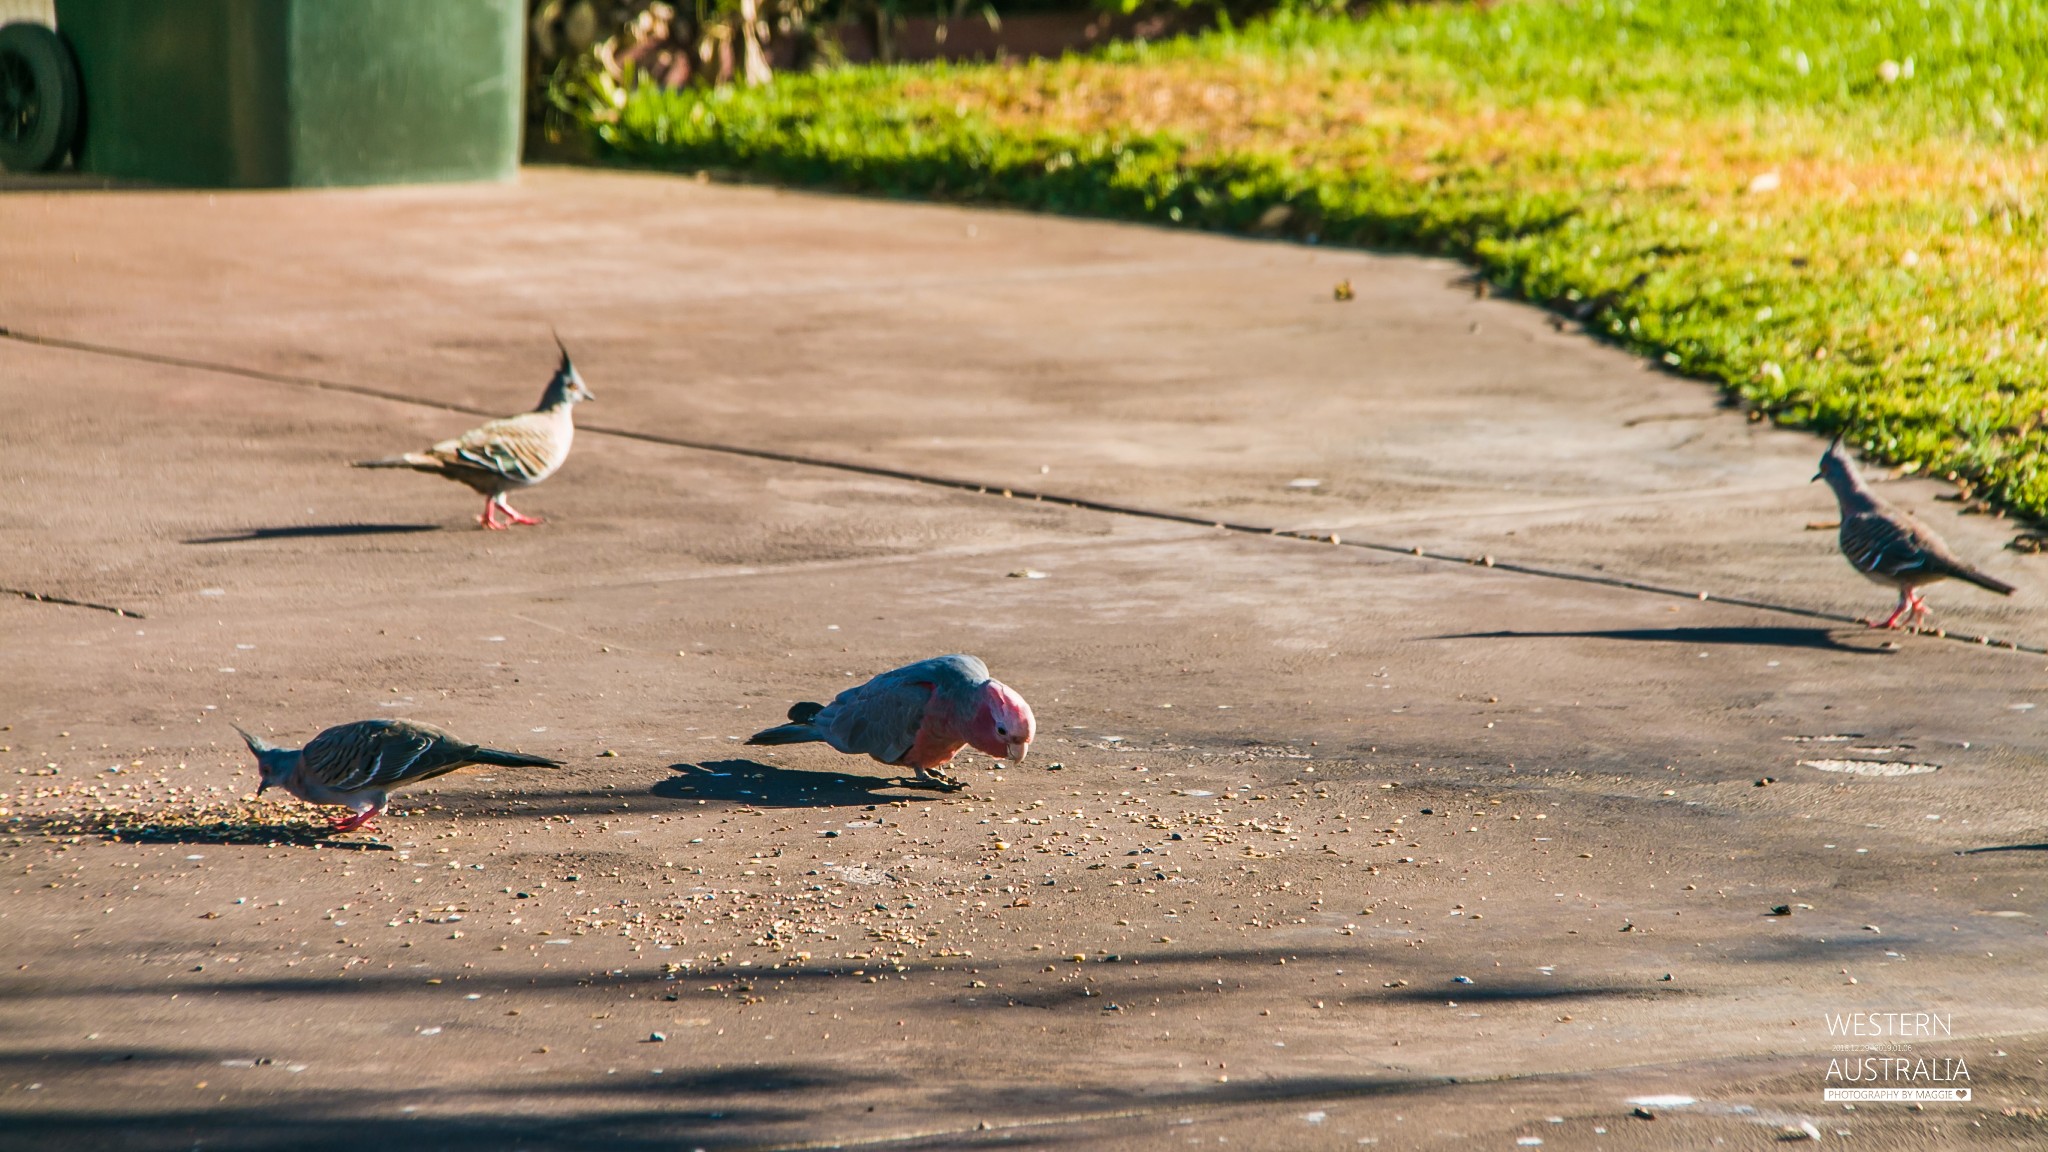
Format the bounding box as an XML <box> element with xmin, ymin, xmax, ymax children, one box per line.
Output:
<box><xmin>966</xmin><ymin>679</ymin><xmax>1036</xmax><ymax>762</ymax></box>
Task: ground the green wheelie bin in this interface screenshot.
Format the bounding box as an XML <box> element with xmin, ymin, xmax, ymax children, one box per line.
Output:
<box><xmin>48</xmin><ymin>0</ymin><xmax>523</xmax><ymax>186</ymax></box>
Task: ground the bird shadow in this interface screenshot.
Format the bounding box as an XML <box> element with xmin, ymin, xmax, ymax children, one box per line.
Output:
<box><xmin>106</xmin><ymin>823</ymin><xmax>396</xmax><ymax>850</ymax></box>
<box><xmin>1426</xmin><ymin>625</ymin><xmax>1882</xmax><ymax>654</ymax></box>
<box><xmin>183</xmin><ymin>523</ymin><xmax>442</xmax><ymax>544</ymax></box>
<box><xmin>7</xmin><ymin>810</ymin><xmax>395</xmax><ymax>850</ymax></box>
<box><xmin>1956</xmin><ymin>842</ymin><xmax>2048</xmax><ymax>856</ymax></box>
<box><xmin>650</xmin><ymin>759</ymin><xmax>951</xmax><ymax>808</ymax></box>
<box><xmin>111</xmin><ymin>827</ymin><xmax>396</xmax><ymax>850</ymax></box>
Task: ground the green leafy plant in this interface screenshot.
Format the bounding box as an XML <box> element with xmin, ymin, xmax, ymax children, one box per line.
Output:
<box><xmin>574</xmin><ymin>2</ymin><xmax>2048</xmax><ymax>522</ymax></box>
<box><xmin>531</xmin><ymin>0</ymin><xmax>813</xmax><ymax>140</ymax></box>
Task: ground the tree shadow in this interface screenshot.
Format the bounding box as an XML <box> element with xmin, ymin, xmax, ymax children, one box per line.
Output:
<box><xmin>4</xmin><ymin>1107</ymin><xmax>797</xmax><ymax>1152</ymax></box>
<box><xmin>1382</xmin><ymin>981</ymin><xmax>1671</xmax><ymax>1004</ymax></box>
<box><xmin>0</xmin><ymin>942</ymin><xmax>1389</xmax><ymax>1007</ymax></box>
<box><xmin>183</xmin><ymin>523</ymin><xmax>442</xmax><ymax>544</ymax></box>
<box><xmin>651</xmin><ymin>759</ymin><xmax>951</xmax><ymax>808</ymax></box>
<box><xmin>0</xmin><ymin>1047</ymin><xmax>211</xmax><ymax>1073</ymax></box>
<box><xmin>0</xmin><ymin>1062</ymin><xmax>1469</xmax><ymax>1152</ymax></box>
<box><xmin>1721</xmin><ymin>932</ymin><xmax>1915</xmax><ymax>965</ymax></box>
<box><xmin>0</xmin><ymin>1063</ymin><xmax>879</xmax><ymax>1152</ymax></box>
<box><xmin>970</xmin><ymin>969</ymin><xmax>1668</xmax><ymax>1015</ymax></box>
<box><xmin>1428</xmin><ymin>626</ymin><xmax>1881</xmax><ymax>653</ymax></box>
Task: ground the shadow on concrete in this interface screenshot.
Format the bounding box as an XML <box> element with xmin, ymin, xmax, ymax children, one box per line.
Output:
<box><xmin>0</xmin><ymin>1065</ymin><xmax>868</xmax><ymax>1152</ymax></box>
<box><xmin>0</xmin><ymin>1055</ymin><xmax>1465</xmax><ymax>1152</ymax></box>
<box><xmin>1722</xmin><ymin>932</ymin><xmax>1911</xmax><ymax>965</ymax></box>
<box><xmin>1428</xmin><ymin>625</ymin><xmax>1880</xmax><ymax>653</ymax></box>
<box><xmin>0</xmin><ymin>1046</ymin><xmax>210</xmax><ymax>1073</ymax></box>
<box><xmin>982</xmin><ymin>974</ymin><xmax>1672</xmax><ymax>1015</ymax></box>
<box><xmin>651</xmin><ymin>759</ymin><xmax>952</xmax><ymax>808</ymax></box>
<box><xmin>1382</xmin><ymin>980</ymin><xmax>1670</xmax><ymax>1004</ymax></box>
<box><xmin>403</xmin><ymin>770</ymin><xmax>949</xmax><ymax>822</ymax></box>
<box><xmin>421</xmin><ymin>789</ymin><xmax>674</xmax><ymax>822</ymax></box>
<box><xmin>184</xmin><ymin>523</ymin><xmax>443</xmax><ymax>544</ymax></box>
<box><xmin>108</xmin><ymin>826</ymin><xmax>397</xmax><ymax>850</ymax></box>
<box><xmin>6</xmin><ymin>811</ymin><xmax>393</xmax><ymax>850</ymax></box>
<box><xmin>2</xmin><ymin>1109</ymin><xmax>786</xmax><ymax>1152</ymax></box>
<box><xmin>1956</xmin><ymin>842</ymin><xmax>2048</xmax><ymax>855</ymax></box>
<box><xmin>0</xmin><ymin>943</ymin><xmax>1431</xmax><ymax>1007</ymax></box>
<box><xmin>0</xmin><ymin>967</ymin><xmax>659</xmax><ymax>1004</ymax></box>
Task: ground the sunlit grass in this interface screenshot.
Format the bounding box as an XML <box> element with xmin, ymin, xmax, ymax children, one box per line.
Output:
<box><xmin>593</xmin><ymin>1</ymin><xmax>2048</xmax><ymax>518</ymax></box>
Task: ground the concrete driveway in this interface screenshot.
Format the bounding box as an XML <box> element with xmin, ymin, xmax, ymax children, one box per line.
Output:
<box><xmin>2</xmin><ymin>167</ymin><xmax>2045</xmax><ymax>1150</ymax></box>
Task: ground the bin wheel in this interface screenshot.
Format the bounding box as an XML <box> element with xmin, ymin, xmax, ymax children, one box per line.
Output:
<box><xmin>0</xmin><ymin>22</ymin><xmax>80</xmax><ymax>172</ymax></box>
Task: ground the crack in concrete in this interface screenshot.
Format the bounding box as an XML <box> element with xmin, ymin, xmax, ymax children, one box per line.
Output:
<box><xmin>5</xmin><ymin>325</ymin><xmax>2035</xmax><ymax>655</ymax></box>
<box><xmin>1318</xmin><ymin>481</ymin><xmax>1801</xmax><ymax>529</ymax></box>
<box><xmin>2</xmin><ymin>586</ymin><xmax>145</xmax><ymax>618</ymax></box>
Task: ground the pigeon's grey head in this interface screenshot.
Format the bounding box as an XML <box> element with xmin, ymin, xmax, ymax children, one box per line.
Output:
<box><xmin>1814</xmin><ymin>435</ymin><xmax>1859</xmax><ymax>490</ymax></box>
<box><xmin>541</xmin><ymin>337</ymin><xmax>595</xmax><ymax>408</ymax></box>
<box><xmin>232</xmin><ymin>725</ymin><xmax>298</xmax><ymax>794</ymax></box>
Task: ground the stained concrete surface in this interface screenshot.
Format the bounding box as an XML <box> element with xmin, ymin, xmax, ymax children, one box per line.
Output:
<box><xmin>2</xmin><ymin>168</ymin><xmax>2046</xmax><ymax>1149</ymax></box>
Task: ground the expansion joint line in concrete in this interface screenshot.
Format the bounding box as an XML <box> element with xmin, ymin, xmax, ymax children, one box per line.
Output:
<box><xmin>3</xmin><ymin>586</ymin><xmax>145</xmax><ymax>618</ymax></box>
<box><xmin>6</xmin><ymin>324</ymin><xmax>2037</xmax><ymax>655</ymax></box>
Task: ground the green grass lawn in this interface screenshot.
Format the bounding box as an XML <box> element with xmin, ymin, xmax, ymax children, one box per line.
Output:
<box><xmin>583</xmin><ymin>0</ymin><xmax>2048</xmax><ymax>521</ymax></box>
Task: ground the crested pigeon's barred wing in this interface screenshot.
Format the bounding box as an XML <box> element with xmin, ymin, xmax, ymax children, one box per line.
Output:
<box><xmin>297</xmin><ymin>720</ymin><xmax>484</xmax><ymax>792</ymax></box>
<box><xmin>437</xmin><ymin>410</ymin><xmax>573</xmax><ymax>488</ymax></box>
<box><xmin>1839</xmin><ymin>502</ymin><xmax>2012</xmax><ymax>592</ymax></box>
<box><xmin>1839</xmin><ymin>507</ymin><xmax>1945</xmax><ymax>582</ymax></box>
<box><xmin>352</xmin><ymin>345</ymin><xmax>585</xmax><ymax>502</ymax></box>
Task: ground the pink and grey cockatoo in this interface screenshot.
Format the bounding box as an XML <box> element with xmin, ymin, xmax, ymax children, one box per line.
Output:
<box><xmin>746</xmin><ymin>654</ymin><xmax>1035</xmax><ymax>790</ymax></box>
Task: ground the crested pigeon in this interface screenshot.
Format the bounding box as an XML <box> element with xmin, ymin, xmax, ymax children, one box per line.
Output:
<box><xmin>354</xmin><ymin>339</ymin><xmax>593</xmax><ymax>529</ymax></box>
<box><xmin>747</xmin><ymin>654</ymin><xmax>1035</xmax><ymax>791</ymax></box>
<box><xmin>1815</xmin><ymin>437</ymin><xmax>2015</xmax><ymax>629</ymax></box>
<box><xmin>234</xmin><ymin>719</ymin><xmax>561</xmax><ymax>832</ymax></box>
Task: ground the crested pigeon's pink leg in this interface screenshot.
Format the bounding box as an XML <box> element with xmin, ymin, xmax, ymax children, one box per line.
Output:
<box><xmin>1876</xmin><ymin>589</ymin><xmax>1913</xmax><ymax>630</ymax></box>
<box><xmin>495</xmin><ymin>495</ymin><xmax>542</xmax><ymax>526</ymax></box>
<box><xmin>1908</xmin><ymin>590</ymin><xmax>1931</xmax><ymax>630</ymax></box>
<box><xmin>330</xmin><ymin>800</ymin><xmax>385</xmax><ymax>833</ymax></box>
<box><xmin>479</xmin><ymin>496</ymin><xmax>509</xmax><ymax>531</ymax></box>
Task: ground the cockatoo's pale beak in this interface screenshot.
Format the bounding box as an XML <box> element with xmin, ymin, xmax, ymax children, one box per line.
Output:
<box><xmin>1006</xmin><ymin>740</ymin><xmax>1030</xmax><ymax>763</ymax></box>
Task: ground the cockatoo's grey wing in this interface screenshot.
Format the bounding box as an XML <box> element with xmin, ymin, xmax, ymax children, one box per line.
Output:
<box><xmin>818</xmin><ymin>675</ymin><xmax>936</xmax><ymax>765</ymax></box>
<box><xmin>893</xmin><ymin>654</ymin><xmax>990</xmax><ymax>693</ymax></box>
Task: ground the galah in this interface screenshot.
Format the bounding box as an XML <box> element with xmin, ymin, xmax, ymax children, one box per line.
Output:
<box><xmin>354</xmin><ymin>338</ymin><xmax>594</xmax><ymax>529</ymax></box>
<box><xmin>746</xmin><ymin>654</ymin><xmax>1035</xmax><ymax>790</ymax></box>
<box><xmin>1815</xmin><ymin>437</ymin><xmax>2014</xmax><ymax>629</ymax></box>
<box><xmin>234</xmin><ymin>719</ymin><xmax>561</xmax><ymax>832</ymax></box>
